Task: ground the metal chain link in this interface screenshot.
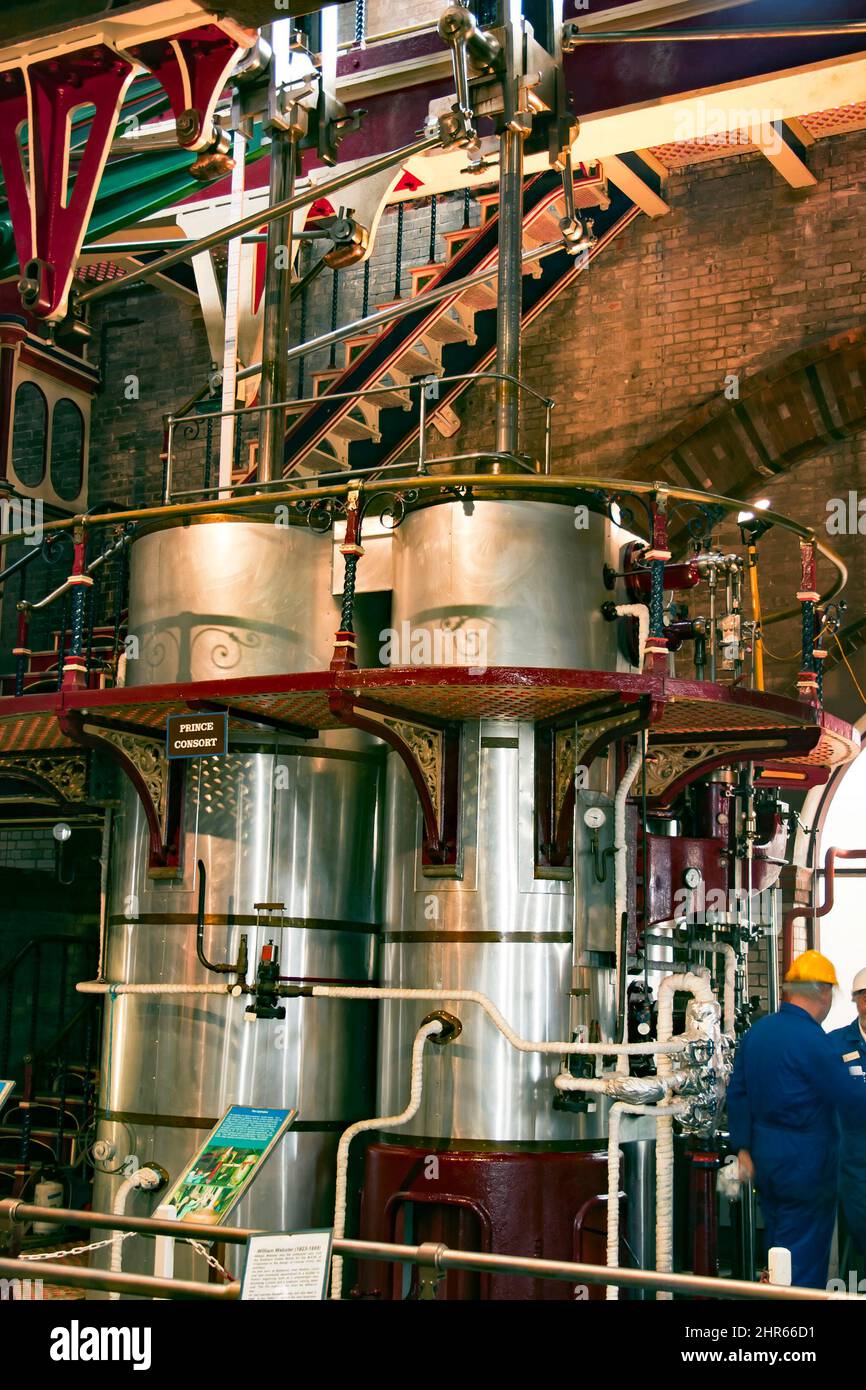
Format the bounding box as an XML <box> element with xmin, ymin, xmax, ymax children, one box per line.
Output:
<box><xmin>19</xmin><ymin>1233</ymin><xmax>232</xmax><ymax>1286</ymax></box>
<box><xmin>184</xmin><ymin>1239</ymin><xmax>233</xmax><ymax>1282</ymax></box>
<box><xmin>20</xmin><ymin>1232</ymin><xmax>137</xmax><ymax>1261</ymax></box>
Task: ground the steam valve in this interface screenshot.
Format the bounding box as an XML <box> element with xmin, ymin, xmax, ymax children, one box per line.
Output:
<box><xmin>245</xmin><ymin>941</ymin><xmax>287</xmax><ymax>1021</ymax></box>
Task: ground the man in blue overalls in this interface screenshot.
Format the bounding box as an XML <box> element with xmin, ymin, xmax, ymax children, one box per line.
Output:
<box><xmin>727</xmin><ymin>950</ymin><xmax>866</xmax><ymax>1288</ymax></box>
<box><xmin>827</xmin><ymin>966</ymin><xmax>866</xmax><ymax>1275</ymax></box>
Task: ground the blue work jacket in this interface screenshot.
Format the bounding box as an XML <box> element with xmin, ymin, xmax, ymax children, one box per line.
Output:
<box><xmin>727</xmin><ymin>1002</ymin><xmax>866</xmax><ymax>1204</ymax></box>
<box><xmin>826</xmin><ymin>1017</ymin><xmax>866</xmax><ymax>1170</ymax></box>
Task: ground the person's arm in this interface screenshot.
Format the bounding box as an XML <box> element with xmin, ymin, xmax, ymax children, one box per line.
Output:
<box><xmin>726</xmin><ymin>1040</ymin><xmax>752</xmax><ymax>1153</ymax></box>
<box><xmin>818</xmin><ymin>1033</ymin><xmax>866</xmax><ymax>1130</ymax></box>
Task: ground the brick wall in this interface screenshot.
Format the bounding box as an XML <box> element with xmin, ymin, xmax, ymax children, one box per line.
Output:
<box><xmin>0</xmin><ymin>827</ymin><xmax>56</xmax><ymax>873</ymax></box>
<box><xmin>450</xmin><ymin>131</ymin><xmax>866</xmax><ymax>697</ymax></box>
<box><xmin>295</xmin><ymin>191</ymin><xmax>480</xmax><ymax>395</ymax></box>
<box><xmin>87</xmin><ymin>289</ymin><xmax>214</xmax><ymax>510</ymax></box>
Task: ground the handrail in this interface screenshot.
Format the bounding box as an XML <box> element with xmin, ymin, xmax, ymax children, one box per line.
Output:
<box><xmin>0</xmin><ymin>474</ymin><xmax>845</xmax><ymax>630</ymax></box>
<box><xmin>0</xmin><ymin>1199</ymin><xmax>860</xmax><ymax>1300</ymax></box>
<box><xmin>0</xmin><ymin>533</ymin><xmax>68</xmax><ymax>591</ymax></box>
<box><xmin>19</xmin><ymin>527</ymin><xmax>132</xmax><ymax>615</ymax></box>
<box><xmin>165</xmin><ymin>371</ymin><xmax>555</xmax><ymax>499</ymax></box>
<box><xmin>75</xmin><ymin>133</ymin><xmax>443</xmax><ymax>308</ymax></box>
<box><xmin>234</xmin><ymin>237</ymin><xmax>568</xmax><ymax>385</ymax></box>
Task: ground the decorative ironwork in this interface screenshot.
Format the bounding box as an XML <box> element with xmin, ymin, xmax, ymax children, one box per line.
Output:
<box><xmin>644</xmin><ymin>738</ymin><xmax>789</xmax><ymax>801</ymax></box>
<box><xmin>382</xmin><ymin>716</ymin><xmax>442</xmax><ymax>811</ymax></box>
<box><xmin>366</xmin><ymin>488</ymin><xmax>419</xmax><ymax>531</ymax></box>
<box><xmin>5</xmin><ymin>753</ymin><xmax>89</xmax><ymax>802</ymax></box>
<box><xmin>88</xmin><ymin>725</ymin><xmax>168</xmax><ymax>825</ymax></box>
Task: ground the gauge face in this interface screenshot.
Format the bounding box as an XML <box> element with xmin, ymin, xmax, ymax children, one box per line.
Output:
<box><xmin>583</xmin><ymin>806</ymin><xmax>607</xmax><ymax>831</ymax></box>
<box><xmin>683</xmin><ymin>866</ymin><xmax>703</xmax><ymax>889</ymax></box>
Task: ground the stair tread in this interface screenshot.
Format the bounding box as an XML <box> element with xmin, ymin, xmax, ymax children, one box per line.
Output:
<box><xmin>329</xmin><ymin>415</ymin><xmax>381</xmax><ymax>443</ymax></box>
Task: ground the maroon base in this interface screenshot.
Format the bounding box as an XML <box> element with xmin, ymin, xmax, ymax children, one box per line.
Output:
<box><xmin>355</xmin><ymin>1142</ymin><xmax>611</xmax><ymax>1301</ymax></box>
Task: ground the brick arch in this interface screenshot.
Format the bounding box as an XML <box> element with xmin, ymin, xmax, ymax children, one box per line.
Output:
<box><xmin>626</xmin><ymin>325</ymin><xmax>866</xmax><ymax>500</ymax></box>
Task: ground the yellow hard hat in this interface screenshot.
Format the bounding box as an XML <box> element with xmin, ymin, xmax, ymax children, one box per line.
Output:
<box><xmin>784</xmin><ymin>950</ymin><xmax>839</xmax><ymax>986</ymax></box>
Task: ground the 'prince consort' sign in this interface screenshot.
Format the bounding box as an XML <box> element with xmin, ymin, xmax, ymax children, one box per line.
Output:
<box><xmin>166</xmin><ymin>711</ymin><xmax>228</xmax><ymax>759</ymax></box>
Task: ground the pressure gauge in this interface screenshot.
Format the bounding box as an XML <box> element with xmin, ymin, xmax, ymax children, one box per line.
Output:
<box><xmin>683</xmin><ymin>866</ymin><xmax>703</xmax><ymax>889</ymax></box>
<box><xmin>583</xmin><ymin>807</ymin><xmax>607</xmax><ymax>831</ymax></box>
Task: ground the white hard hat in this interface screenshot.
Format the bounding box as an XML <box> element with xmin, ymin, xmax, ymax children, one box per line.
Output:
<box><xmin>853</xmin><ymin>968</ymin><xmax>866</xmax><ymax>995</ymax></box>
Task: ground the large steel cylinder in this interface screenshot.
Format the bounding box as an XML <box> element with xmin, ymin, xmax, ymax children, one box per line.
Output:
<box><xmin>92</xmin><ymin>518</ymin><xmax>382</xmax><ymax>1252</ymax></box>
<box><xmin>378</xmin><ymin>498</ymin><xmax>626</xmax><ymax>1143</ymax></box>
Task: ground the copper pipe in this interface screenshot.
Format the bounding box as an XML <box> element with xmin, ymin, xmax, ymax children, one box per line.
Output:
<box><xmin>567</xmin><ymin>22</ymin><xmax>866</xmax><ymax>41</ymax></box>
<box><xmin>782</xmin><ymin>846</ymin><xmax>866</xmax><ymax>975</ymax></box>
<box><xmin>0</xmin><ymin>1254</ymin><xmax>237</xmax><ymax>1299</ymax></box>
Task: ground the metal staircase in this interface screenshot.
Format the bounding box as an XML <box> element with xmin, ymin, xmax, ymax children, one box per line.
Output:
<box><xmin>234</xmin><ymin>169</ymin><xmax>639</xmax><ymax>482</ymax></box>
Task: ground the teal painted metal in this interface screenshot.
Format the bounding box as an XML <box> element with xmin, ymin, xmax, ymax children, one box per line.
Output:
<box><xmin>0</xmin><ymin>75</ymin><xmax>265</xmax><ymax>282</ymax></box>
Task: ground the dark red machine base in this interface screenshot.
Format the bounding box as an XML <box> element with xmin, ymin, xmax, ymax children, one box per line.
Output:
<box><xmin>355</xmin><ymin>1142</ymin><xmax>611</xmax><ymax>1301</ymax></box>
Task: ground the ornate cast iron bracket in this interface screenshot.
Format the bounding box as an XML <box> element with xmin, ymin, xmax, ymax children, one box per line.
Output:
<box><xmin>644</xmin><ymin>727</ymin><xmax>823</xmax><ymax>804</ymax></box>
<box><xmin>328</xmin><ymin>691</ymin><xmax>461</xmax><ymax>870</ymax></box>
<box><xmin>0</xmin><ymin>752</ymin><xmax>90</xmax><ymax>806</ymax></box>
<box><xmin>535</xmin><ymin>695</ymin><xmax>654</xmax><ymax>869</ymax></box>
<box><xmin>57</xmin><ymin>712</ymin><xmax>184</xmax><ymax>875</ymax></box>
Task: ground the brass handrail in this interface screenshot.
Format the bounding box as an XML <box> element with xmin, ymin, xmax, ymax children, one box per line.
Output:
<box><xmin>0</xmin><ymin>474</ymin><xmax>844</xmax><ymax>630</ymax></box>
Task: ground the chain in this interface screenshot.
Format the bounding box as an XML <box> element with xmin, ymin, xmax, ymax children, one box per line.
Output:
<box><xmin>184</xmin><ymin>1239</ymin><xmax>233</xmax><ymax>1282</ymax></box>
<box><xmin>20</xmin><ymin>1232</ymin><xmax>232</xmax><ymax>1284</ymax></box>
<box><xmin>20</xmin><ymin>1232</ymin><xmax>136</xmax><ymax>1261</ymax></box>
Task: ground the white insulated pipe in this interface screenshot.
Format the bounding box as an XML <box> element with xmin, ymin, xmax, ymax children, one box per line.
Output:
<box><xmin>614</xmin><ymin>733</ymin><xmax>646</xmax><ymax>1071</ymax></box>
<box><xmin>311</xmin><ymin>985</ymin><xmax>686</xmax><ymax>1058</ymax></box>
<box><xmin>553</xmin><ymin>1071</ymin><xmax>689</xmax><ymax>1099</ymax></box>
<box><xmin>77</xmin><ymin>982</ymin><xmax>231</xmax><ymax>996</ymax></box>
<box><xmin>615</xmin><ymin>603</ymin><xmax>650</xmax><ymax>671</ymax></box>
<box><xmin>690</xmin><ymin>942</ymin><xmax>737</xmax><ymax>1035</ymax></box>
<box><xmin>655</xmin><ymin>972</ymin><xmax>715</xmax><ymax>1299</ymax></box>
<box><xmin>605</xmin><ymin>1101</ymin><xmax>687</xmax><ymax>1300</ymax></box>
<box><xmin>330</xmin><ymin>1017</ymin><xmax>443</xmax><ymax>1301</ymax></box>
<box><xmin>77</xmin><ymin>979</ymin><xmax>688</xmax><ymax>1059</ymax></box>
<box><xmin>108</xmin><ymin>1167</ymin><xmax>163</xmax><ymax>1301</ymax></box>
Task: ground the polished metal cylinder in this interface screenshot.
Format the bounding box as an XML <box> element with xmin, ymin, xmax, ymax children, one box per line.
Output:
<box><xmin>494</xmin><ymin>129</ymin><xmax>526</xmax><ymax>461</ymax></box>
<box><xmin>92</xmin><ymin>518</ymin><xmax>382</xmax><ymax>1259</ymax></box>
<box><xmin>258</xmin><ymin>131</ymin><xmax>296</xmax><ymax>484</ymax></box>
<box><xmin>379</xmin><ymin>499</ymin><xmax>627</xmax><ymax>1143</ymax></box>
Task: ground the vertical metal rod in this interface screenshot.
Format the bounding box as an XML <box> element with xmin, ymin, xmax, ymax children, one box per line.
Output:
<box><xmin>258</xmin><ymin>131</ymin><xmax>297</xmax><ymax>483</ymax></box>
<box><xmin>297</xmin><ymin>282</ymin><xmax>308</xmax><ymax>398</ymax></box>
<box><xmin>163</xmin><ymin>420</ymin><xmax>174</xmax><ymax>505</ymax></box>
<box><xmin>417</xmin><ymin>386</ymin><xmax>427</xmax><ymax>474</ymax></box>
<box><xmin>56</xmin><ymin>594</ymin><xmax>69</xmax><ymax>690</ymax></box>
<box><xmin>494</xmin><ymin>127</ymin><xmax>525</xmax><ymax>461</ymax></box>
<box><xmin>394</xmin><ymin>203</ymin><xmax>405</xmax><ymax>299</ymax></box>
<box><xmin>218</xmin><ymin>127</ymin><xmax>247</xmax><ymax>490</ymax></box>
<box><xmin>543</xmin><ymin>402</ymin><xmax>552</xmax><ymax>475</ymax></box>
<box><xmin>329</xmin><ymin>269</ymin><xmax>340</xmax><ymax>369</ymax></box>
<box><xmin>428</xmin><ymin>194</ymin><xmax>438</xmax><ymax>264</ymax></box>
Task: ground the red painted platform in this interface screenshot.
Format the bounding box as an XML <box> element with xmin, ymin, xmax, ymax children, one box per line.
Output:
<box><xmin>0</xmin><ymin>666</ymin><xmax>855</xmax><ymax>784</ymax></box>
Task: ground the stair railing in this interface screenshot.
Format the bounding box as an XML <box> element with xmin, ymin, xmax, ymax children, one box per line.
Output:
<box><xmin>164</xmin><ymin>369</ymin><xmax>556</xmax><ymax>504</ymax></box>
<box><xmin>13</xmin><ymin>512</ymin><xmax>134</xmax><ymax>695</ymax></box>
